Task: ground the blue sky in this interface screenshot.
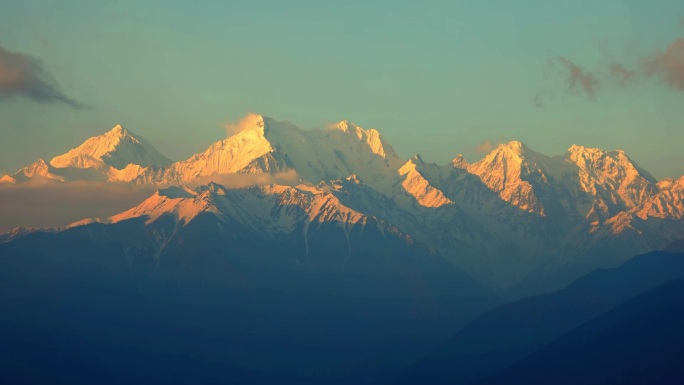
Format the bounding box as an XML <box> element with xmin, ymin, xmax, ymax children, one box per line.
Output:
<box><xmin>1</xmin><ymin>0</ymin><xmax>683</xmax><ymax>178</ymax></box>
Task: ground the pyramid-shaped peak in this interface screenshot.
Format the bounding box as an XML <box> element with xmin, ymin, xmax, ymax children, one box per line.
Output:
<box><xmin>105</xmin><ymin>124</ymin><xmax>136</xmax><ymax>139</ymax></box>
<box><xmin>50</xmin><ymin>124</ymin><xmax>172</xmax><ymax>169</ymax></box>
<box><xmin>110</xmin><ymin>124</ymin><xmax>125</xmax><ymax>133</ymax></box>
<box><xmin>398</xmin><ymin>154</ymin><xmax>427</xmax><ymax>176</ymax></box>
<box><xmin>451</xmin><ymin>154</ymin><xmax>468</xmax><ymax>169</ymax></box>
<box><xmin>478</xmin><ymin>140</ymin><xmax>530</xmax><ymax>162</ymax></box>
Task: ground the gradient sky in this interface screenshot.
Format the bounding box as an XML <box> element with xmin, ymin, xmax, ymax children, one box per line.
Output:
<box><xmin>1</xmin><ymin>0</ymin><xmax>683</xmax><ymax>179</ymax></box>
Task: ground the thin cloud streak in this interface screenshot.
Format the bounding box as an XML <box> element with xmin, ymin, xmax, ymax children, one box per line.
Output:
<box><xmin>643</xmin><ymin>37</ymin><xmax>684</xmax><ymax>90</ymax></box>
<box><xmin>609</xmin><ymin>63</ymin><xmax>637</xmax><ymax>86</ymax></box>
<box><xmin>0</xmin><ymin>43</ymin><xmax>87</xmax><ymax>109</ymax></box>
<box><xmin>556</xmin><ymin>56</ymin><xmax>599</xmax><ymax>98</ymax></box>
<box><xmin>538</xmin><ymin>23</ymin><xmax>684</xmax><ymax>104</ymax></box>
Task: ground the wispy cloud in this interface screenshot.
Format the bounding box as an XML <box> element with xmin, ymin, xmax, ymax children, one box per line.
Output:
<box><xmin>0</xmin><ymin>43</ymin><xmax>87</xmax><ymax>109</ymax></box>
<box><xmin>473</xmin><ymin>138</ymin><xmax>509</xmax><ymax>155</ymax></box>
<box><xmin>609</xmin><ymin>63</ymin><xmax>637</xmax><ymax>86</ymax></box>
<box><xmin>536</xmin><ymin>21</ymin><xmax>684</xmax><ymax>105</ymax></box>
<box><xmin>224</xmin><ymin>112</ymin><xmax>263</xmax><ymax>137</ymax></box>
<box><xmin>555</xmin><ymin>56</ymin><xmax>599</xmax><ymax>98</ymax></box>
<box><xmin>475</xmin><ymin>140</ymin><xmax>496</xmax><ymax>154</ymax></box>
<box><xmin>643</xmin><ymin>37</ymin><xmax>684</xmax><ymax>90</ymax></box>
<box><xmin>0</xmin><ymin>171</ymin><xmax>303</xmax><ymax>233</ymax></box>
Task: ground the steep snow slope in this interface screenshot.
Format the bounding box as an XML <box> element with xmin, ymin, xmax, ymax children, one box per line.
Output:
<box><xmin>134</xmin><ymin>115</ymin><xmax>403</xmax><ymax>190</ymax></box>
<box><xmin>2</xmin><ymin>125</ymin><xmax>172</xmax><ymax>183</ymax></box>
<box><xmin>396</xmin><ymin>155</ymin><xmax>453</xmax><ymax>208</ymax></box>
<box><xmin>466</xmin><ymin>141</ymin><xmax>561</xmax><ymax>215</ymax></box>
<box><xmin>566</xmin><ymin>144</ymin><xmax>658</xmax><ymax>223</ymax></box>
<box><xmin>7</xmin><ymin>159</ymin><xmax>64</xmax><ymax>182</ymax></box>
<box><xmin>51</xmin><ymin>125</ymin><xmax>171</xmax><ymax>169</ymax></box>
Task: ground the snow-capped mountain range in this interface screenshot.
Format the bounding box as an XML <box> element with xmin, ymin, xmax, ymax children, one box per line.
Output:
<box><xmin>3</xmin><ymin>115</ymin><xmax>684</xmax><ymax>292</ymax></box>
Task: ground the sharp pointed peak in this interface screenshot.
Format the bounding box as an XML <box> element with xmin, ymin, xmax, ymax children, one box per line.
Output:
<box><xmin>451</xmin><ymin>154</ymin><xmax>469</xmax><ymax>169</ymax></box>
<box><xmin>106</xmin><ymin>124</ymin><xmax>133</xmax><ymax>137</ymax></box>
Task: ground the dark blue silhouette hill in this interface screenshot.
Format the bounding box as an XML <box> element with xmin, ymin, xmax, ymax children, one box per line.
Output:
<box><xmin>476</xmin><ymin>278</ymin><xmax>684</xmax><ymax>385</ymax></box>
<box><xmin>377</xmin><ymin>248</ymin><xmax>684</xmax><ymax>385</ymax></box>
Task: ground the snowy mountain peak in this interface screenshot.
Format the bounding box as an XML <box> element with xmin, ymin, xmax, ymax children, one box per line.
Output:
<box><xmin>16</xmin><ymin>159</ymin><xmax>64</xmax><ymax>182</ymax></box>
<box><xmin>108</xmin><ymin>124</ymin><xmax>128</xmax><ymax>136</ymax></box>
<box><xmin>23</xmin><ymin>158</ymin><xmax>50</xmax><ymax>176</ymax></box>
<box><xmin>329</xmin><ymin>119</ymin><xmax>354</xmax><ymax>133</ymax></box>
<box><xmin>398</xmin><ymin>157</ymin><xmax>453</xmax><ymax>208</ymax></box>
<box><xmin>567</xmin><ymin>144</ymin><xmax>615</xmax><ymax>169</ymax></box>
<box><xmin>326</xmin><ymin>120</ymin><xmax>394</xmax><ymax>160</ymax></box>
<box><xmin>657</xmin><ymin>178</ymin><xmax>676</xmax><ymax>191</ymax></box>
<box><xmin>564</xmin><ymin>144</ymin><xmax>659</xmax><ymax>216</ymax></box>
<box><xmin>50</xmin><ymin>124</ymin><xmax>172</xmax><ymax>170</ymax></box>
<box><xmin>161</xmin><ymin>118</ymin><xmax>283</xmax><ymax>184</ymax></box>
<box><xmin>467</xmin><ymin>141</ymin><xmax>546</xmax><ymax>214</ymax></box>
<box><xmin>568</xmin><ymin>145</ymin><xmax>656</xmax><ymax>182</ymax></box>
<box><xmin>491</xmin><ymin>140</ymin><xmax>528</xmax><ymax>158</ymax></box>
<box><xmin>503</xmin><ymin>140</ymin><xmax>524</xmax><ymax>151</ymax></box>
<box><xmin>451</xmin><ymin>154</ymin><xmax>468</xmax><ymax>169</ymax></box>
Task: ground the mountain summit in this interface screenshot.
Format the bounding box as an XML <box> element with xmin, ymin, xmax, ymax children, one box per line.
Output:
<box><xmin>50</xmin><ymin>124</ymin><xmax>172</xmax><ymax>170</ymax></box>
<box><xmin>2</xmin><ymin>115</ymin><xmax>684</xmax><ymax>291</ymax></box>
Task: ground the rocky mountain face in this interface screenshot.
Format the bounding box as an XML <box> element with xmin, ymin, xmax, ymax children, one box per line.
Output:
<box><xmin>3</xmin><ymin>115</ymin><xmax>684</xmax><ymax>292</ymax></box>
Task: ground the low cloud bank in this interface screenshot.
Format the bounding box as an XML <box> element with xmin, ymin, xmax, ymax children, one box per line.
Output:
<box><xmin>0</xmin><ymin>179</ymin><xmax>154</xmax><ymax>233</ymax></box>
<box><xmin>0</xmin><ymin>171</ymin><xmax>302</xmax><ymax>233</ymax></box>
